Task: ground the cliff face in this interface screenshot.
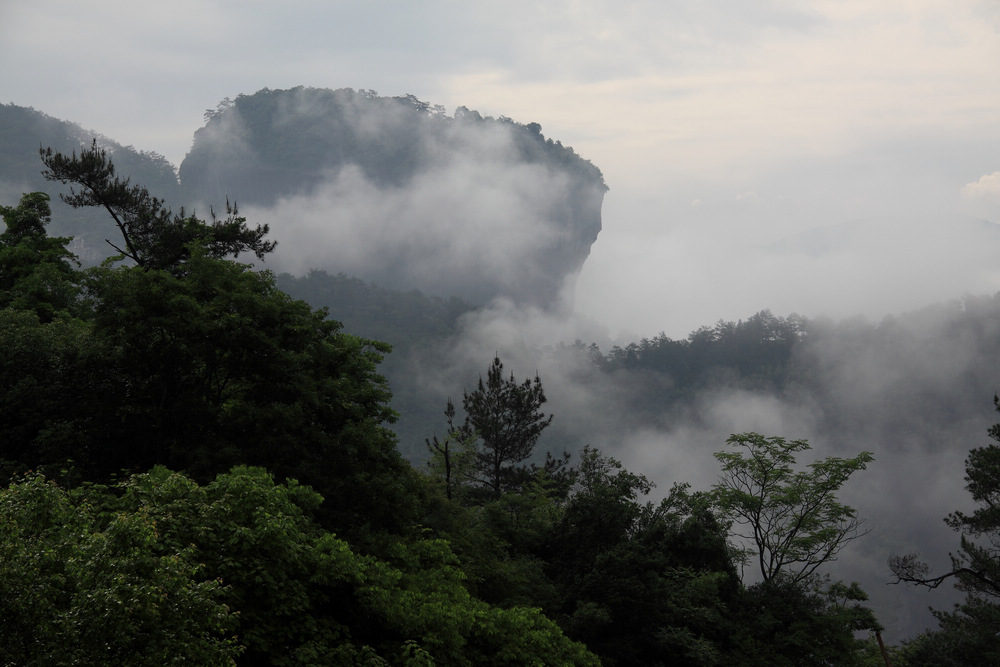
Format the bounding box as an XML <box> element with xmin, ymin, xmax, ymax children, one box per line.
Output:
<box><xmin>179</xmin><ymin>87</ymin><xmax>606</xmax><ymax>309</ymax></box>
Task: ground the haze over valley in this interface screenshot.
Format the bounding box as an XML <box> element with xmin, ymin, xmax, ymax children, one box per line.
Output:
<box><xmin>4</xmin><ymin>89</ymin><xmax>999</xmax><ymax>646</ymax></box>
<box><xmin>3</xmin><ymin>1</ymin><xmax>1000</xmax><ymax>661</ymax></box>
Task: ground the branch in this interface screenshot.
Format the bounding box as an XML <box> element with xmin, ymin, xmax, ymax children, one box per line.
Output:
<box><xmin>888</xmin><ymin>553</ymin><xmax>1000</xmax><ymax>594</ymax></box>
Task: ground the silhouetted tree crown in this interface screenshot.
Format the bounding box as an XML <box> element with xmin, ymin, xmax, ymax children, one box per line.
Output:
<box><xmin>41</xmin><ymin>140</ymin><xmax>274</xmax><ymax>271</ymax></box>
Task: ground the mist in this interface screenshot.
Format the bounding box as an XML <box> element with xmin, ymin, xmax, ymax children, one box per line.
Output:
<box><xmin>251</xmin><ymin>160</ymin><xmax>574</xmax><ymax>303</ymax></box>
<box><xmin>5</xmin><ymin>0</ymin><xmax>1000</xmax><ymax>654</ymax></box>
<box><xmin>372</xmin><ymin>283</ymin><xmax>1000</xmax><ymax>642</ymax></box>
<box><xmin>189</xmin><ymin>87</ymin><xmax>1000</xmax><ymax>643</ymax></box>
<box><xmin>181</xmin><ymin>89</ymin><xmax>603</xmax><ymax>311</ymax></box>
<box><xmin>576</xmin><ymin>167</ymin><xmax>1000</xmax><ymax>340</ymax></box>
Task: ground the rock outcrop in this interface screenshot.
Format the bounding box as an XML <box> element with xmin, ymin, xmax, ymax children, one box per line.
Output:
<box><xmin>179</xmin><ymin>87</ymin><xmax>606</xmax><ymax>309</ymax></box>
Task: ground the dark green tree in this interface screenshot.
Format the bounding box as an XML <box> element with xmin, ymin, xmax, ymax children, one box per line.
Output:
<box><xmin>459</xmin><ymin>355</ymin><xmax>553</xmax><ymax>498</ymax></box>
<box><xmin>0</xmin><ymin>308</ymin><xmax>107</xmax><ymax>481</ymax></box>
<box><xmin>0</xmin><ymin>192</ymin><xmax>95</xmax><ymax>478</ymax></box>
<box><xmin>40</xmin><ymin>140</ymin><xmax>274</xmax><ymax>270</ymax></box>
<box><xmin>730</xmin><ymin>577</ymin><xmax>883</xmax><ymax>666</ymax></box>
<box><xmin>78</xmin><ymin>250</ymin><xmax>417</xmax><ymax>538</ymax></box>
<box><xmin>71</xmin><ymin>465</ymin><xmax>600</xmax><ymax>666</ymax></box>
<box><xmin>548</xmin><ymin>447</ymin><xmax>740</xmax><ymax>666</ymax></box>
<box><xmin>0</xmin><ymin>191</ymin><xmax>81</xmax><ymax>321</ymax></box>
<box><xmin>426</xmin><ymin>400</ymin><xmax>477</xmax><ymax>501</ymax></box>
<box><xmin>889</xmin><ymin>395</ymin><xmax>1000</xmax><ymax>663</ymax></box>
<box><xmin>712</xmin><ymin>434</ymin><xmax>881</xmax><ymax>665</ymax></box>
<box><xmin>1</xmin><ymin>163</ymin><xmax>417</xmax><ymax>541</ymax></box>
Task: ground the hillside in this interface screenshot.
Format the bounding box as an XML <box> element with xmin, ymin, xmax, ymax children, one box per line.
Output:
<box><xmin>0</xmin><ymin>103</ymin><xmax>180</xmax><ymax>265</ymax></box>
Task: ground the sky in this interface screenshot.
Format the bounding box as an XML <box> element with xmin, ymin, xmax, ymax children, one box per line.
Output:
<box><xmin>3</xmin><ymin>0</ymin><xmax>1000</xmax><ymax>338</ymax></box>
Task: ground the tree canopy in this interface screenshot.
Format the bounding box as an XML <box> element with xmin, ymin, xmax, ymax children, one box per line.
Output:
<box><xmin>713</xmin><ymin>433</ymin><xmax>874</xmax><ymax>585</ymax></box>
<box><xmin>40</xmin><ymin>140</ymin><xmax>274</xmax><ymax>270</ymax></box>
<box><xmin>0</xmin><ymin>192</ymin><xmax>81</xmax><ymax>321</ymax></box>
<box><xmin>457</xmin><ymin>355</ymin><xmax>554</xmax><ymax>498</ymax></box>
<box><xmin>6</xmin><ymin>132</ymin><xmax>967</xmax><ymax>664</ymax></box>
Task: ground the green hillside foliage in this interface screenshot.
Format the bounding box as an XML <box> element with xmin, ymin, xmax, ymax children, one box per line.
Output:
<box><xmin>0</xmin><ymin>153</ymin><xmax>897</xmax><ymax>664</ymax></box>
<box><xmin>5</xmin><ymin>100</ymin><xmax>1000</xmax><ymax>661</ymax></box>
<box><xmin>275</xmin><ymin>270</ymin><xmax>473</xmax><ymax>348</ymax></box>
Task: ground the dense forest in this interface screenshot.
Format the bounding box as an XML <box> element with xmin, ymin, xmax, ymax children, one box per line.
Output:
<box><xmin>3</xmin><ymin>96</ymin><xmax>1000</xmax><ymax>664</ymax></box>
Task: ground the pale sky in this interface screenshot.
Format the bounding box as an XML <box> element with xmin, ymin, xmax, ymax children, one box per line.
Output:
<box><xmin>2</xmin><ymin>0</ymin><xmax>999</xmax><ymax>337</ymax></box>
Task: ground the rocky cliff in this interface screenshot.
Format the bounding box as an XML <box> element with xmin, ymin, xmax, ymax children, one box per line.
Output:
<box><xmin>179</xmin><ymin>87</ymin><xmax>606</xmax><ymax>309</ymax></box>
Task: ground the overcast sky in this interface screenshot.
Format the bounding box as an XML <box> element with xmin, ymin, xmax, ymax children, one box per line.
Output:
<box><xmin>3</xmin><ymin>0</ymin><xmax>999</xmax><ymax>338</ymax></box>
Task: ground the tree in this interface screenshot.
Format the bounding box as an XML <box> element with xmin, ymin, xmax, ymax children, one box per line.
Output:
<box><xmin>78</xmin><ymin>250</ymin><xmax>417</xmax><ymax>539</ymax></box>
<box><xmin>0</xmin><ymin>308</ymin><xmax>107</xmax><ymax>481</ymax></box>
<box><xmin>425</xmin><ymin>400</ymin><xmax>477</xmax><ymax>501</ymax></box>
<box><xmin>0</xmin><ymin>191</ymin><xmax>82</xmax><ymax>321</ymax></box>
<box><xmin>890</xmin><ymin>417</ymin><xmax>1000</xmax><ymax>597</ymax></box>
<box><xmin>731</xmin><ymin>577</ymin><xmax>883</xmax><ymax>667</ymax></box>
<box><xmin>76</xmin><ymin>465</ymin><xmax>600</xmax><ymax>666</ymax></box>
<box><xmin>712</xmin><ymin>433</ymin><xmax>874</xmax><ymax>585</ymax></box>
<box><xmin>1</xmin><ymin>172</ymin><xmax>416</xmax><ymax>541</ymax></box>
<box><xmin>548</xmin><ymin>448</ymin><xmax>741</xmax><ymax>666</ymax></box>
<box><xmin>40</xmin><ymin>140</ymin><xmax>274</xmax><ymax>270</ymax></box>
<box><xmin>459</xmin><ymin>355</ymin><xmax>553</xmax><ymax>498</ymax></box>
<box><xmin>0</xmin><ymin>473</ymin><xmax>239</xmax><ymax>666</ymax></box>
<box><xmin>888</xmin><ymin>395</ymin><xmax>1000</xmax><ymax>662</ymax></box>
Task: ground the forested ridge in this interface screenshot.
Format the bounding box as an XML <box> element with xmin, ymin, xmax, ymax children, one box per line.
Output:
<box><xmin>3</xmin><ymin>115</ymin><xmax>1000</xmax><ymax>663</ymax></box>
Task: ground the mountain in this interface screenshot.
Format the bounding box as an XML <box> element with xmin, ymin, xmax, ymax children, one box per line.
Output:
<box><xmin>1</xmin><ymin>91</ymin><xmax>608</xmax><ymax>311</ymax></box>
<box><xmin>178</xmin><ymin>87</ymin><xmax>608</xmax><ymax>309</ymax></box>
<box><xmin>0</xmin><ymin>103</ymin><xmax>180</xmax><ymax>265</ymax></box>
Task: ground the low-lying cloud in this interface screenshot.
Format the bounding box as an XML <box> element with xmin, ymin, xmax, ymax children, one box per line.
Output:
<box><xmin>251</xmin><ymin>158</ymin><xmax>576</xmax><ymax>306</ymax></box>
<box><xmin>397</xmin><ymin>289</ymin><xmax>1000</xmax><ymax>642</ymax></box>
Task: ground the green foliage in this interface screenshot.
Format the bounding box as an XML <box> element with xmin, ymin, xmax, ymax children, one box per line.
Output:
<box><xmin>0</xmin><ymin>308</ymin><xmax>106</xmax><ymax>480</ymax></box>
<box><xmin>0</xmin><ymin>119</ymin><xmax>935</xmax><ymax>662</ymax></box>
<box><xmin>0</xmin><ymin>104</ymin><xmax>182</xmax><ymax>262</ymax></box>
<box><xmin>72</xmin><ymin>466</ymin><xmax>598</xmax><ymax>666</ymax></box>
<box><xmin>731</xmin><ymin>577</ymin><xmax>882</xmax><ymax>666</ymax></box>
<box><xmin>276</xmin><ymin>270</ymin><xmax>477</xmax><ymax>460</ymax></box>
<box><xmin>426</xmin><ymin>400</ymin><xmax>478</xmax><ymax>501</ymax></box>
<box><xmin>604</xmin><ymin>309</ymin><xmax>807</xmax><ymax>394</ymax></box>
<box><xmin>0</xmin><ymin>191</ymin><xmax>82</xmax><ymax>321</ymax></box>
<box><xmin>547</xmin><ymin>448</ymin><xmax>740</xmax><ymax>666</ymax></box>
<box><xmin>1</xmin><ymin>235</ymin><xmax>418</xmax><ymax>538</ymax></box>
<box><xmin>707</xmin><ymin>434</ymin><xmax>883</xmax><ymax>664</ymax></box>
<box><xmin>40</xmin><ymin>140</ymin><xmax>273</xmax><ymax>270</ymax></box>
<box><xmin>713</xmin><ymin>432</ymin><xmax>874</xmax><ymax>585</ymax></box>
<box><xmin>0</xmin><ymin>472</ymin><xmax>239</xmax><ymax>666</ymax></box>
<box><xmin>275</xmin><ymin>270</ymin><xmax>473</xmax><ymax>349</ymax></box>
<box><xmin>943</xmin><ymin>431</ymin><xmax>1000</xmax><ymax>597</ymax></box>
<box><xmin>894</xmin><ymin>598</ymin><xmax>1000</xmax><ymax>666</ymax></box>
<box><xmin>102</xmin><ymin>465</ymin><xmax>367</xmax><ymax>665</ymax></box>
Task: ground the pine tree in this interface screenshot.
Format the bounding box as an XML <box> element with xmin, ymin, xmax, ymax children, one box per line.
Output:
<box><xmin>461</xmin><ymin>356</ymin><xmax>553</xmax><ymax>498</ymax></box>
